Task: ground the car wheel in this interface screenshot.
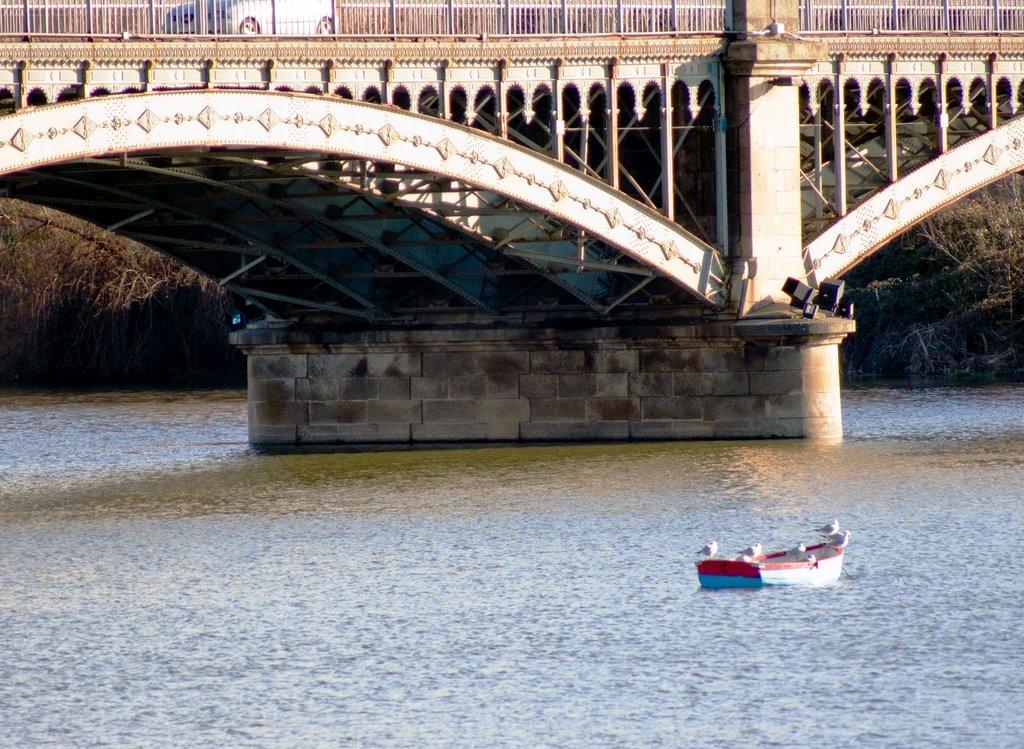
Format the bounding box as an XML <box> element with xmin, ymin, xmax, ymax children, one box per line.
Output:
<box><xmin>316</xmin><ymin>17</ymin><xmax>334</xmax><ymax>34</ymax></box>
<box><xmin>239</xmin><ymin>16</ymin><xmax>260</xmax><ymax>34</ymax></box>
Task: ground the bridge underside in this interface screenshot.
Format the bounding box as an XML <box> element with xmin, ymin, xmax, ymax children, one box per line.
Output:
<box><xmin>0</xmin><ymin>91</ymin><xmax>727</xmax><ymax>326</ymax></box>
<box><xmin>797</xmin><ymin>54</ymin><xmax>1024</xmax><ymax>280</ymax></box>
<box><xmin>803</xmin><ymin>97</ymin><xmax>1024</xmax><ymax>283</ymax></box>
<box><xmin>10</xmin><ymin>150</ymin><xmax>705</xmax><ymax>325</ymax></box>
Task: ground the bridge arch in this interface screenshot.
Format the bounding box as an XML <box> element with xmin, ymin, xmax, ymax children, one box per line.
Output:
<box><xmin>804</xmin><ymin>114</ymin><xmax>1024</xmax><ymax>285</ymax></box>
<box><xmin>0</xmin><ymin>89</ymin><xmax>726</xmax><ymax>315</ymax></box>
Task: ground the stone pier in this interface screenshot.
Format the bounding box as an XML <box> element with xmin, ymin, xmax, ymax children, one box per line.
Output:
<box><xmin>223</xmin><ymin>0</ymin><xmax>855</xmax><ymax>451</ymax></box>
<box><xmin>232</xmin><ymin>316</ymin><xmax>854</xmax><ymax>448</ymax></box>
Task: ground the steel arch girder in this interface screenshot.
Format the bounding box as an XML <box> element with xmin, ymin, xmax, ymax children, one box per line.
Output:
<box><xmin>116</xmin><ymin>155</ymin><xmax>614</xmax><ymax>314</ymax></box>
<box><xmin>16</xmin><ymin>154</ymin><xmax>618</xmax><ymax>318</ymax></box>
<box><xmin>804</xmin><ymin>116</ymin><xmax>1024</xmax><ymax>285</ymax></box>
<box><xmin>0</xmin><ymin>90</ymin><xmax>727</xmax><ymax>308</ymax></box>
<box><xmin>275</xmin><ymin>165</ymin><xmax>619</xmax><ymax>312</ymax></box>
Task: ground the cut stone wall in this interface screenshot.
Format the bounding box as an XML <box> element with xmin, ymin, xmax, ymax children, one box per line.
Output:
<box><xmin>232</xmin><ymin>316</ymin><xmax>854</xmax><ymax>448</ymax></box>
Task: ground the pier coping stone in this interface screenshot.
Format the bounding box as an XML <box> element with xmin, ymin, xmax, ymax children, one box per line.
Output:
<box><xmin>233</xmin><ymin>317</ymin><xmax>853</xmax><ymax>353</ymax></box>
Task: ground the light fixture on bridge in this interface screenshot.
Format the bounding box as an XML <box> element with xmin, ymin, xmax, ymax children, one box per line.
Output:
<box><xmin>782</xmin><ymin>277</ymin><xmax>818</xmax><ymax>319</ymax></box>
<box><xmin>815</xmin><ymin>278</ymin><xmax>855</xmax><ymax>319</ymax></box>
<box><xmin>812</xmin><ymin>278</ymin><xmax>846</xmax><ymax>314</ymax></box>
<box><xmin>782</xmin><ymin>277</ymin><xmax>855</xmax><ymax>320</ymax></box>
<box><xmin>228</xmin><ymin>297</ymin><xmax>264</xmax><ymax>331</ymax></box>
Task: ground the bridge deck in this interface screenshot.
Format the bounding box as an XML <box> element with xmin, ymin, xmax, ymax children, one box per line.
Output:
<box><xmin>2</xmin><ymin>0</ymin><xmax>1024</xmax><ymax>38</ymax></box>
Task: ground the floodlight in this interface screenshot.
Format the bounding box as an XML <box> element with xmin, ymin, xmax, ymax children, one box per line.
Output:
<box><xmin>782</xmin><ymin>277</ymin><xmax>815</xmax><ymax>309</ymax></box>
<box><xmin>813</xmin><ymin>278</ymin><xmax>845</xmax><ymax>313</ymax></box>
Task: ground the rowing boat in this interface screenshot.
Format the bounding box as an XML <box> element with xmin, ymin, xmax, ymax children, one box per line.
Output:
<box><xmin>696</xmin><ymin>542</ymin><xmax>844</xmax><ymax>589</ymax></box>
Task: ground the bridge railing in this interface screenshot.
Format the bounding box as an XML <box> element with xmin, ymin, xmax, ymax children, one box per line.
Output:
<box><xmin>7</xmin><ymin>0</ymin><xmax>1023</xmax><ymax>37</ymax></box>
<box><xmin>800</xmin><ymin>0</ymin><xmax>1024</xmax><ymax>32</ymax></box>
<box><xmin>0</xmin><ymin>0</ymin><xmax>726</xmax><ymax>37</ymax></box>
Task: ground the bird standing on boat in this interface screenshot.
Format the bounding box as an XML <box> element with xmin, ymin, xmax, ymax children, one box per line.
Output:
<box><xmin>803</xmin><ymin>553</ymin><xmax>817</xmax><ymax>565</ymax></box>
<box><xmin>817</xmin><ymin>519</ymin><xmax>840</xmax><ymax>536</ymax></box>
<box><xmin>827</xmin><ymin>529</ymin><xmax>852</xmax><ymax>549</ymax></box>
<box><xmin>697</xmin><ymin>541</ymin><xmax>719</xmax><ymax>559</ymax></box>
<box><xmin>738</xmin><ymin>542</ymin><xmax>763</xmax><ymax>558</ymax></box>
<box><xmin>791</xmin><ymin>542</ymin><xmax>807</xmax><ymax>555</ymax></box>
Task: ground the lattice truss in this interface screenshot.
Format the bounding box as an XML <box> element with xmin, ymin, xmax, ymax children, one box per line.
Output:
<box><xmin>7</xmin><ymin>150</ymin><xmax>708</xmax><ymax>322</ymax></box>
<box><xmin>339</xmin><ymin>78</ymin><xmax>722</xmax><ymax>251</ymax></box>
<box><xmin>798</xmin><ymin>66</ymin><xmax>1011</xmax><ymax>243</ymax></box>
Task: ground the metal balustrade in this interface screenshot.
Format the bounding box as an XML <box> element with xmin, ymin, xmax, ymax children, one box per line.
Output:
<box><xmin>0</xmin><ymin>0</ymin><xmax>726</xmax><ymax>37</ymax></box>
<box><xmin>4</xmin><ymin>0</ymin><xmax>1024</xmax><ymax>37</ymax></box>
<box><xmin>800</xmin><ymin>0</ymin><xmax>1024</xmax><ymax>32</ymax></box>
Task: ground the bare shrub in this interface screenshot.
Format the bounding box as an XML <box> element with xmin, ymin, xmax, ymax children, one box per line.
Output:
<box><xmin>843</xmin><ymin>176</ymin><xmax>1024</xmax><ymax>378</ymax></box>
<box><xmin>0</xmin><ymin>199</ymin><xmax>241</xmax><ymax>384</ymax></box>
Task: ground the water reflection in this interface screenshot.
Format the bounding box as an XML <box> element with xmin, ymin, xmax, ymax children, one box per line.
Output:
<box><xmin>2</xmin><ymin>383</ymin><xmax>1024</xmax><ymax>747</ymax></box>
<box><xmin>4</xmin><ymin>382</ymin><xmax>1024</xmax><ymax>526</ymax></box>
<box><xmin>0</xmin><ymin>387</ymin><xmax>247</xmax><ymax>503</ymax></box>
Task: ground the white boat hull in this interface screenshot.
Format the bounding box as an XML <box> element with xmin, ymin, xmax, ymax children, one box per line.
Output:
<box><xmin>757</xmin><ymin>550</ymin><xmax>844</xmax><ymax>586</ymax></box>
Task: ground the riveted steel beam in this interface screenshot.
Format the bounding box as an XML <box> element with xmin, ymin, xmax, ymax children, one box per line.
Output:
<box><xmin>321</xmin><ymin>164</ymin><xmax>662</xmax><ymax>312</ymax></box>
<box><xmin>102</xmin><ymin>154</ymin><xmax>507</xmax><ymax>316</ymax></box>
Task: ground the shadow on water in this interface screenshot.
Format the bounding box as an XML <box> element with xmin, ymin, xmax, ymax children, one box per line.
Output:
<box><xmin>0</xmin><ymin>433</ymin><xmax>916</xmax><ymax>548</ymax></box>
<box><xmin>5</xmin><ymin>380</ymin><xmax>1024</xmax><ymax>528</ymax></box>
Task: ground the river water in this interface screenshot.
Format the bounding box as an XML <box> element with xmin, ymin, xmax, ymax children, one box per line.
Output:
<box><xmin>1</xmin><ymin>383</ymin><xmax>1022</xmax><ymax>748</ymax></box>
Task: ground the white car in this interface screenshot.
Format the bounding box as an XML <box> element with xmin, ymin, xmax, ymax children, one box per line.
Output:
<box><xmin>165</xmin><ymin>0</ymin><xmax>336</xmax><ymax>35</ymax></box>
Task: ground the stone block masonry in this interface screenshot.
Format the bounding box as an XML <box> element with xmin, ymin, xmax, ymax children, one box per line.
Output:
<box><xmin>233</xmin><ymin>315</ymin><xmax>854</xmax><ymax>449</ymax></box>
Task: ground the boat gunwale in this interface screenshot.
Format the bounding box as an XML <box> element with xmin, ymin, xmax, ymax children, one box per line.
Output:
<box><xmin>754</xmin><ymin>543</ymin><xmax>844</xmax><ymax>570</ymax></box>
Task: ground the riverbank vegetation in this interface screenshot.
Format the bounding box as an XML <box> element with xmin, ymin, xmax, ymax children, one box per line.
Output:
<box><xmin>3</xmin><ymin>177</ymin><xmax>1024</xmax><ymax>385</ymax></box>
<box><xmin>0</xmin><ymin>199</ymin><xmax>242</xmax><ymax>386</ymax></box>
<box><xmin>842</xmin><ymin>177</ymin><xmax>1024</xmax><ymax>379</ymax></box>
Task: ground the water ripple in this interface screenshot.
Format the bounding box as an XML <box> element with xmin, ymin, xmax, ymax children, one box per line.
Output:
<box><xmin>1</xmin><ymin>384</ymin><xmax>1023</xmax><ymax>747</ymax></box>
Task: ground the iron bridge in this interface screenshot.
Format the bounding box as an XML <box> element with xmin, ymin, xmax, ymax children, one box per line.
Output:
<box><xmin>3</xmin><ymin>1</ymin><xmax>1024</xmax><ymax>325</ymax></box>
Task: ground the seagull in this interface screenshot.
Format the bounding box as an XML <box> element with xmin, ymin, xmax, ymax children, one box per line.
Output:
<box><xmin>817</xmin><ymin>519</ymin><xmax>840</xmax><ymax>536</ymax></box>
<box><xmin>803</xmin><ymin>553</ymin><xmax>817</xmax><ymax>565</ymax></box>
<box><xmin>697</xmin><ymin>541</ymin><xmax>719</xmax><ymax>559</ymax></box>
<box><xmin>791</xmin><ymin>542</ymin><xmax>807</xmax><ymax>555</ymax></box>
<box><xmin>827</xmin><ymin>530</ymin><xmax>852</xmax><ymax>549</ymax></box>
<box><xmin>738</xmin><ymin>542</ymin><xmax>763</xmax><ymax>558</ymax></box>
